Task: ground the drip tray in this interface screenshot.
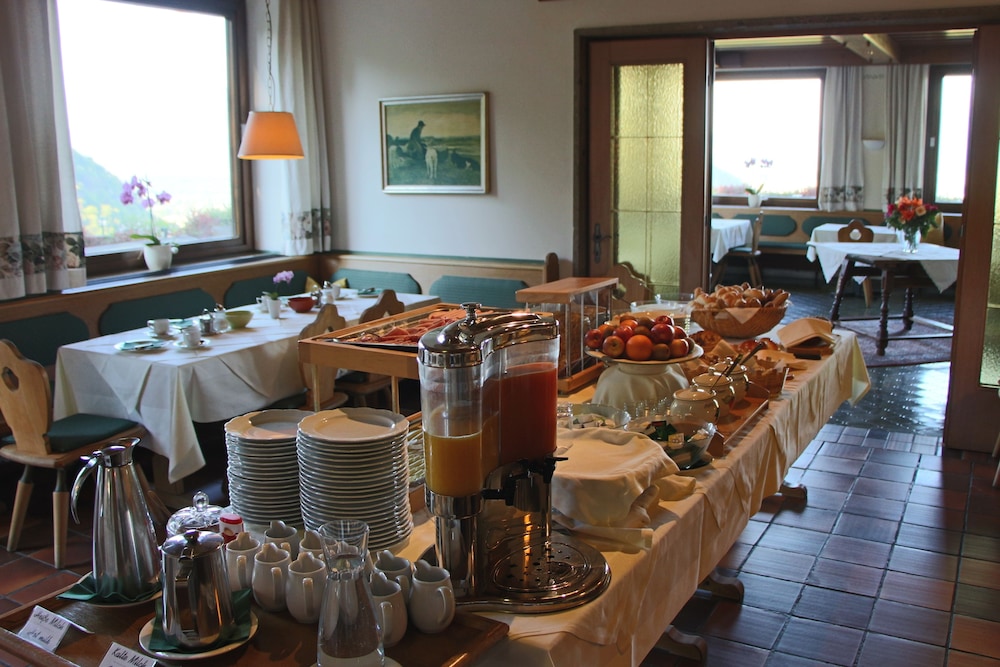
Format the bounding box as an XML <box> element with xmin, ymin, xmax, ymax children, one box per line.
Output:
<box><xmin>422</xmin><ymin>534</ymin><xmax>611</xmax><ymax>613</ymax></box>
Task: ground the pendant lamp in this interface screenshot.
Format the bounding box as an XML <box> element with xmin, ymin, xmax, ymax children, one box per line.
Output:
<box><xmin>238</xmin><ymin>0</ymin><xmax>303</xmax><ymax>160</ymax></box>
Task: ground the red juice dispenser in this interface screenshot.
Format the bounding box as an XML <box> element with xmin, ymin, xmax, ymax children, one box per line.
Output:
<box><xmin>417</xmin><ymin>304</ymin><xmax>609</xmax><ymax>611</ymax></box>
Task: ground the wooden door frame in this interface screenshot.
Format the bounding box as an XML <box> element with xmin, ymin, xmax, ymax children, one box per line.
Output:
<box><xmin>572</xmin><ymin>5</ymin><xmax>1000</xmax><ymax>278</ymax></box>
<box><xmin>945</xmin><ymin>24</ymin><xmax>1000</xmax><ymax>450</ymax></box>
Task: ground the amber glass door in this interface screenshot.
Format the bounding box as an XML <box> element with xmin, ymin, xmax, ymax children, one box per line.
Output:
<box><xmin>945</xmin><ymin>24</ymin><xmax>1000</xmax><ymax>450</ymax></box>
<box><xmin>587</xmin><ymin>38</ymin><xmax>711</xmax><ymax>295</ymax></box>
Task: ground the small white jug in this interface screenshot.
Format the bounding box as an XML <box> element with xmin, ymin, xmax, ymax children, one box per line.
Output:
<box><xmin>286</xmin><ymin>552</ymin><xmax>327</xmax><ymax>624</ymax></box>
<box><xmin>409</xmin><ymin>560</ymin><xmax>455</xmax><ymax>634</ymax></box>
<box><xmin>374</xmin><ymin>549</ymin><xmax>413</xmax><ymax>601</ymax></box>
<box><xmin>371</xmin><ymin>571</ymin><xmax>407</xmax><ymax>647</ymax></box>
<box><xmin>252</xmin><ymin>542</ymin><xmax>290</xmax><ymax>612</ymax></box>
<box><xmin>224</xmin><ymin>531</ymin><xmax>260</xmax><ymax>591</ymax></box>
<box><xmin>264</xmin><ymin>519</ymin><xmax>300</xmax><ymax>559</ymax></box>
<box><xmin>297</xmin><ymin>528</ymin><xmax>324</xmax><ymax>560</ymax></box>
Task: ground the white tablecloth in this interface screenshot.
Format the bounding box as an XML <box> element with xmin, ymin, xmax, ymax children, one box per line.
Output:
<box><xmin>710</xmin><ymin>218</ymin><xmax>753</xmax><ymax>263</ymax></box>
<box><xmin>808</xmin><ymin>241</ymin><xmax>960</xmax><ymax>292</ymax></box>
<box><xmin>398</xmin><ymin>330</ymin><xmax>869</xmax><ymax>666</ymax></box>
<box><xmin>53</xmin><ymin>291</ymin><xmax>438</xmax><ymax>483</ymax></box>
<box><xmin>805</xmin><ymin>223</ymin><xmax>899</xmax><ymax>261</ymax></box>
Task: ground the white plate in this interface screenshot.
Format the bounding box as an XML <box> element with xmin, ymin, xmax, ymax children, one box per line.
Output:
<box><xmin>225</xmin><ymin>410</ymin><xmax>313</xmax><ymax>441</ymax></box>
<box><xmin>174</xmin><ymin>339</ymin><xmax>211</xmax><ymax>350</ymax></box>
<box><xmin>114</xmin><ymin>339</ymin><xmax>168</xmax><ymax>353</ymax></box>
<box><xmin>298</xmin><ymin>408</ymin><xmax>408</xmax><ymax>444</ymax></box>
<box><xmin>138</xmin><ymin>612</ymin><xmax>258</xmax><ymax>661</ymax></box>
<box><xmin>586</xmin><ymin>342</ymin><xmax>703</xmax><ymax>366</ymax></box>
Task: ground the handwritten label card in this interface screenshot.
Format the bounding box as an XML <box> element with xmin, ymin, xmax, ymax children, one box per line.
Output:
<box><xmin>17</xmin><ymin>605</ymin><xmax>71</xmax><ymax>651</ymax></box>
<box><xmin>99</xmin><ymin>642</ymin><xmax>157</xmax><ymax>667</ymax></box>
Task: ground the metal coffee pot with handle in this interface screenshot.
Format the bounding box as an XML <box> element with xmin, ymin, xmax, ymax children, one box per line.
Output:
<box><xmin>70</xmin><ymin>437</ymin><xmax>161</xmax><ymax>600</ymax></box>
<box><xmin>160</xmin><ymin>529</ymin><xmax>236</xmax><ymax>649</ymax></box>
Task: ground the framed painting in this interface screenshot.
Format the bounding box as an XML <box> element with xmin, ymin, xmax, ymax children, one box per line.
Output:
<box><xmin>380</xmin><ymin>92</ymin><xmax>488</xmax><ymax>194</ymax></box>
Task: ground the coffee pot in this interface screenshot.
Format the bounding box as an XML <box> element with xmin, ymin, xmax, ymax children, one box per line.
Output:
<box><xmin>70</xmin><ymin>437</ymin><xmax>161</xmax><ymax>600</ymax></box>
<box><xmin>160</xmin><ymin>530</ymin><xmax>236</xmax><ymax>649</ymax></box>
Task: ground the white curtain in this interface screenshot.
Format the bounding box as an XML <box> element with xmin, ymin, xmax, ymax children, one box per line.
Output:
<box><xmin>0</xmin><ymin>0</ymin><xmax>85</xmax><ymax>301</ymax></box>
<box><xmin>247</xmin><ymin>0</ymin><xmax>333</xmax><ymax>256</ymax></box>
<box><xmin>818</xmin><ymin>67</ymin><xmax>865</xmax><ymax>211</ymax></box>
<box><xmin>882</xmin><ymin>64</ymin><xmax>929</xmax><ymax>205</ymax></box>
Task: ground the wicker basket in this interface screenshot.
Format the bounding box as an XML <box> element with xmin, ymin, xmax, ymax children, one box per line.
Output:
<box><xmin>691</xmin><ymin>306</ymin><xmax>787</xmax><ymax>339</ymax></box>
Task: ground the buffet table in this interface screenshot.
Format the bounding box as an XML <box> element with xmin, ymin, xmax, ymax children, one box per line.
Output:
<box><xmin>52</xmin><ymin>291</ymin><xmax>438</xmax><ymax>484</ymax></box>
<box><xmin>8</xmin><ymin>321</ymin><xmax>870</xmax><ymax>667</ymax></box>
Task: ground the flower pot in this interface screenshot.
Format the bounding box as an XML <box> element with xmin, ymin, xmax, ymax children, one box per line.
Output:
<box><xmin>747</xmin><ymin>194</ymin><xmax>763</xmax><ymax>208</ymax></box>
<box><xmin>901</xmin><ymin>228</ymin><xmax>921</xmax><ymax>253</ymax></box>
<box><xmin>266</xmin><ymin>296</ymin><xmax>282</xmax><ymax>319</ymax></box>
<box><xmin>143</xmin><ymin>244</ymin><xmax>177</xmax><ymax>271</ymax></box>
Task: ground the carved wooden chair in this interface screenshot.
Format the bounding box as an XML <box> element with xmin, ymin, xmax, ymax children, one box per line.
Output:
<box><xmin>338</xmin><ymin>290</ymin><xmax>406</xmax><ymax>410</ymax></box>
<box><xmin>0</xmin><ymin>339</ymin><xmax>149</xmax><ymax>567</ymax></box>
<box><xmin>837</xmin><ymin>219</ymin><xmax>877</xmax><ymax>307</ymax></box>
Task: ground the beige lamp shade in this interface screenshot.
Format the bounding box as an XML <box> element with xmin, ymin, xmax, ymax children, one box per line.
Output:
<box><xmin>237</xmin><ymin>111</ymin><xmax>304</xmax><ymax>159</ymax></box>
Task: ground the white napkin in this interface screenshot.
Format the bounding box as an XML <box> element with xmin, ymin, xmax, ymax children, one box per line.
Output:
<box><xmin>552</xmin><ymin>428</ymin><xmax>679</xmax><ymax>528</ymax></box>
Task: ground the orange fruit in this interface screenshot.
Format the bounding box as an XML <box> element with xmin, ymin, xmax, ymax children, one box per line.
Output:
<box><xmin>625</xmin><ymin>334</ymin><xmax>654</xmax><ymax>361</ymax></box>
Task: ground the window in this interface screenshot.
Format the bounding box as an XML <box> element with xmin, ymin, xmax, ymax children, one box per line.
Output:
<box><xmin>925</xmin><ymin>65</ymin><xmax>972</xmax><ymax>210</ymax></box>
<box><xmin>711</xmin><ymin>71</ymin><xmax>823</xmax><ymax>207</ymax></box>
<box><xmin>56</xmin><ymin>0</ymin><xmax>251</xmax><ymax>275</ymax></box>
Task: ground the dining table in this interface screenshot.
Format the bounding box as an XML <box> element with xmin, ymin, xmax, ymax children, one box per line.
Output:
<box><xmin>804</xmin><ymin>222</ymin><xmax>900</xmax><ymax>261</ymax></box>
<box><xmin>3</xmin><ymin>325</ymin><xmax>870</xmax><ymax>667</ymax></box>
<box><xmin>52</xmin><ymin>289</ymin><xmax>439</xmax><ymax>486</ymax></box>
<box><xmin>709</xmin><ymin>217</ymin><xmax>753</xmax><ymax>263</ymax></box>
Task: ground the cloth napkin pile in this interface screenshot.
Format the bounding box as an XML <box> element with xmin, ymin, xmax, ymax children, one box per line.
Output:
<box><xmin>551</xmin><ymin>427</ymin><xmax>695</xmax><ymax>549</ymax></box>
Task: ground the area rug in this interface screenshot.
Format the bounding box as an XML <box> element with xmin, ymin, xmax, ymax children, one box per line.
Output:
<box><xmin>838</xmin><ymin>318</ymin><xmax>952</xmax><ymax>368</ymax></box>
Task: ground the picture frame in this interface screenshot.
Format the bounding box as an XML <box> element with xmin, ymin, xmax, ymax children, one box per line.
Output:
<box><xmin>380</xmin><ymin>92</ymin><xmax>488</xmax><ymax>194</ymax></box>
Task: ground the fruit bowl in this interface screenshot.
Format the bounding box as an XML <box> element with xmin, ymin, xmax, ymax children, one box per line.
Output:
<box><xmin>586</xmin><ymin>343</ymin><xmax>704</xmax><ymax>367</ymax></box>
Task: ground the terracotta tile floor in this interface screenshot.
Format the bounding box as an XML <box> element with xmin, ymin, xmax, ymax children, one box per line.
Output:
<box><xmin>2</xmin><ymin>283</ymin><xmax>998</xmax><ymax>665</ymax></box>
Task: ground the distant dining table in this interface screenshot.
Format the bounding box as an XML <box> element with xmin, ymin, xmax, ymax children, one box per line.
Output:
<box><xmin>804</xmin><ymin>222</ymin><xmax>900</xmax><ymax>261</ymax></box>
<box><xmin>709</xmin><ymin>218</ymin><xmax>753</xmax><ymax>263</ymax></box>
<box><xmin>808</xmin><ymin>241</ymin><xmax>959</xmax><ymax>355</ymax></box>
<box><xmin>52</xmin><ymin>290</ymin><xmax>439</xmax><ymax>485</ymax></box>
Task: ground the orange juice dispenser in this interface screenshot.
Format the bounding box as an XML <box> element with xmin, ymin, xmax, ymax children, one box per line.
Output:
<box><xmin>417</xmin><ymin>304</ymin><xmax>609</xmax><ymax>611</ymax></box>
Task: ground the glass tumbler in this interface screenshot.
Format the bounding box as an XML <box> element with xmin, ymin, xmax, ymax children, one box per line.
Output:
<box><xmin>317</xmin><ymin>520</ymin><xmax>384</xmax><ymax>667</ymax></box>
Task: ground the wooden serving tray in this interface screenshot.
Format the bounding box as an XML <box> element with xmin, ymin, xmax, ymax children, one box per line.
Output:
<box><xmin>0</xmin><ymin>590</ymin><xmax>507</xmax><ymax>667</ymax></box>
<box><xmin>715</xmin><ymin>381</ymin><xmax>770</xmax><ymax>443</ymax></box>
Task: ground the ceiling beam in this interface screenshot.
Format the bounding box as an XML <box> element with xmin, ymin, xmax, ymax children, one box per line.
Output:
<box><xmin>830</xmin><ymin>33</ymin><xmax>899</xmax><ymax>64</ymax></box>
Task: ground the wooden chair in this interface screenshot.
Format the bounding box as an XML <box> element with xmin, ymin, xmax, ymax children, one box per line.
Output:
<box><xmin>338</xmin><ymin>290</ymin><xmax>405</xmax><ymax>410</ymax></box>
<box><xmin>713</xmin><ymin>213</ymin><xmax>763</xmax><ymax>288</ymax></box>
<box><xmin>837</xmin><ymin>219</ymin><xmax>877</xmax><ymax>307</ymax></box>
<box><xmin>268</xmin><ymin>304</ymin><xmax>350</xmax><ymax>412</ymax></box>
<box><xmin>0</xmin><ymin>339</ymin><xmax>148</xmax><ymax>568</ymax></box>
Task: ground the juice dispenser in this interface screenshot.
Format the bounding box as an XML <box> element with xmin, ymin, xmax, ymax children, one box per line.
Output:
<box><xmin>418</xmin><ymin>304</ymin><xmax>609</xmax><ymax>611</ymax></box>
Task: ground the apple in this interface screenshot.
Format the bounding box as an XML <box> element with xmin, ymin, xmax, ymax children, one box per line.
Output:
<box><xmin>636</xmin><ymin>316</ymin><xmax>656</xmax><ymax>330</ymax></box>
<box><xmin>671</xmin><ymin>325</ymin><xmax>688</xmax><ymax>340</ymax></box>
<box><xmin>651</xmin><ymin>342</ymin><xmax>673</xmax><ymax>361</ymax></box>
<box><xmin>584</xmin><ymin>328</ymin><xmax>606</xmax><ymax>350</ymax></box>
<box><xmin>632</xmin><ymin>325</ymin><xmax>652</xmax><ymax>339</ymax></box>
<box><xmin>598</xmin><ymin>323</ymin><xmax>616</xmax><ymax>338</ymax></box>
<box><xmin>649</xmin><ymin>322</ymin><xmax>675</xmax><ymax>345</ymax></box>
<box><xmin>602</xmin><ymin>334</ymin><xmax>626</xmax><ymax>358</ymax></box>
<box><xmin>655</xmin><ymin>314</ymin><xmax>675</xmax><ymax>327</ymax></box>
<box><xmin>613</xmin><ymin>325</ymin><xmax>634</xmax><ymax>343</ymax></box>
<box><xmin>669</xmin><ymin>337</ymin><xmax>690</xmax><ymax>358</ymax></box>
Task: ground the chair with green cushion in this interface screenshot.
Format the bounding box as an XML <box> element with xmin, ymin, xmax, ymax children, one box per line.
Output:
<box><xmin>0</xmin><ymin>339</ymin><xmax>148</xmax><ymax>568</ymax></box>
<box><xmin>223</xmin><ymin>270</ymin><xmax>312</xmax><ymax>309</ymax></box>
<box><xmin>99</xmin><ymin>289</ymin><xmax>217</xmax><ymax>335</ymax></box>
<box><xmin>330</xmin><ymin>268</ymin><xmax>421</xmax><ymax>295</ymax></box>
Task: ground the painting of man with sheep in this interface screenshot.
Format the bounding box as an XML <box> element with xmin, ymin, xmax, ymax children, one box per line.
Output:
<box><xmin>381</xmin><ymin>93</ymin><xmax>487</xmax><ymax>193</ymax></box>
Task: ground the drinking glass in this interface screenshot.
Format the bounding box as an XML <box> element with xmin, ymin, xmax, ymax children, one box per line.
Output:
<box><xmin>317</xmin><ymin>520</ymin><xmax>384</xmax><ymax>667</ymax></box>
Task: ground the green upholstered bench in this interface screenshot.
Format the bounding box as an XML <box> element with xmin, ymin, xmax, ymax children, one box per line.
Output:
<box><xmin>0</xmin><ymin>312</ymin><xmax>90</xmax><ymax>368</ymax></box>
<box><xmin>99</xmin><ymin>289</ymin><xmax>217</xmax><ymax>335</ymax></box>
<box><xmin>757</xmin><ymin>214</ymin><xmax>807</xmax><ymax>255</ymax></box>
<box><xmin>224</xmin><ymin>270</ymin><xmax>312</xmax><ymax>308</ymax></box>
<box><xmin>428</xmin><ymin>275</ymin><xmax>528</xmax><ymax>310</ymax></box>
<box><xmin>331</xmin><ymin>268</ymin><xmax>421</xmax><ymax>295</ymax></box>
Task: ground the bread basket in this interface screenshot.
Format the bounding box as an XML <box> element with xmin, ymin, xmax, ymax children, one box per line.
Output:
<box><xmin>691</xmin><ymin>306</ymin><xmax>787</xmax><ymax>339</ymax></box>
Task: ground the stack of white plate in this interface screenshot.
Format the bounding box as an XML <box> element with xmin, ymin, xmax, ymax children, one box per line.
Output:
<box><xmin>297</xmin><ymin>408</ymin><xmax>412</xmax><ymax>552</ymax></box>
<box><xmin>224</xmin><ymin>409</ymin><xmax>310</xmax><ymax>528</ymax></box>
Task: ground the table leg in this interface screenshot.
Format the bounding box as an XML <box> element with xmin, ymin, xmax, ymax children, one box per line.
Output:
<box><xmin>780</xmin><ymin>481</ymin><xmax>808</xmax><ymax>500</ymax></box>
<box><xmin>653</xmin><ymin>626</ymin><xmax>708</xmax><ymax>663</ymax></box>
<box><xmin>877</xmin><ymin>269</ymin><xmax>894</xmax><ymax>355</ymax></box>
<box><xmin>830</xmin><ymin>258</ymin><xmax>854</xmax><ymax>322</ymax></box>
<box><xmin>700</xmin><ymin>569</ymin><xmax>744</xmax><ymax>602</ymax></box>
<box><xmin>903</xmin><ymin>287</ymin><xmax>915</xmax><ymax>330</ymax></box>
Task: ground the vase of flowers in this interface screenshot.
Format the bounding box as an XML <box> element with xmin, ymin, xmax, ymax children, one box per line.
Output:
<box><xmin>263</xmin><ymin>270</ymin><xmax>295</xmax><ymax>319</ymax></box>
<box><xmin>745</xmin><ymin>183</ymin><xmax>765</xmax><ymax>208</ymax></box>
<box><xmin>122</xmin><ymin>175</ymin><xmax>177</xmax><ymax>270</ymax></box>
<box><xmin>885</xmin><ymin>194</ymin><xmax>939</xmax><ymax>254</ymax></box>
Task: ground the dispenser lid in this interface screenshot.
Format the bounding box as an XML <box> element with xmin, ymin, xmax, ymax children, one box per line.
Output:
<box><xmin>161</xmin><ymin>529</ymin><xmax>225</xmax><ymax>559</ymax></box>
<box><xmin>166</xmin><ymin>490</ymin><xmax>223</xmax><ymax>536</ymax></box>
<box><xmin>417</xmin><ymin>302</ymin><xmax>557</xmax><ymax>369</ymax></box>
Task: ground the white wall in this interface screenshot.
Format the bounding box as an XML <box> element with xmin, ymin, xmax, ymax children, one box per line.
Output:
<box><xmin>318</xmin><ymin>0</ymin><xmax>991</xmax><ymax>270</ymax></box>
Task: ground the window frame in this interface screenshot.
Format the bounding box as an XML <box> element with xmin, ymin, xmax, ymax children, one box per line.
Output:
<box><xmin>710</xmin><ymin>68</ymin><xmax>825</xmax><ymax>209</ymax></box>
<box><xmin>66</xmin><ymin>0</ymin><xmax>255</xmax><ymax>277</ymax></box>
<box><xmin>923</xmin><ymin>63</ymin><xmax>972</xmax><ymax>214</ymax></box>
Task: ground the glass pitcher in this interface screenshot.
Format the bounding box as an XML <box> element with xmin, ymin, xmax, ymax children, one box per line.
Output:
<box><xmin>317</xmin><ymin>520</ymin><xmax>384</xmax><ymax>667</ymax></box>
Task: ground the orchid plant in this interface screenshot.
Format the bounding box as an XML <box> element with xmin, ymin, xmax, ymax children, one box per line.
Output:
<box><xmin>265</xmin><ymin>270</ymin><xmax>295</xmax><ymax>299</ymax></box>
<box><xmin>122</xmin><ymin>176</ymin><xmax>173</xmax><ymax>245</ymax></box>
